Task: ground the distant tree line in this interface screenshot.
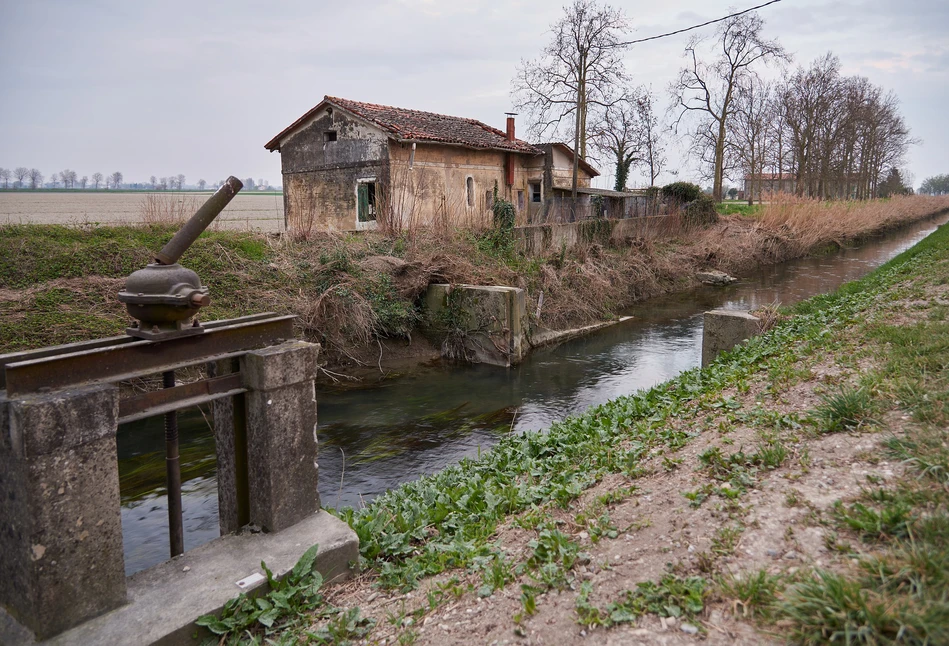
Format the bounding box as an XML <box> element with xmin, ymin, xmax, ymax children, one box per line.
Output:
<box><xmin>0</xmin><ymin>169</ymin><xmax>276</xmax><ymax>192</ymax></box>
<box><xmin>0</xmin><ymin>167</ymin><xmax>125</xmax><ymax>190</ymax></box>
<box><xmin>919</xmin><ymin>174</ymin><xmax>949</xmax><ymax>196</ymax></box>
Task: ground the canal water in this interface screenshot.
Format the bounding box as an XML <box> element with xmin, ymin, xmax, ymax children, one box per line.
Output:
<box><xmin>118</xmin><ymin>215</ymin><xmax>949</xmax><ymax>575</ymax></box>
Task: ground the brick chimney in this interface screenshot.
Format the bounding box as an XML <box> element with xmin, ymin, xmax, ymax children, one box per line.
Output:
<box><xmin>505</xmin><ymin>113</ymin><xmax>516</xmax><ymax>141</ymax></box>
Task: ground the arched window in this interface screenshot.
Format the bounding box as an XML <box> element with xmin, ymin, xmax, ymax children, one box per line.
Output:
<box><xmin>466</xmin><ymin>177</ymin><xmax>475</xmax><ymax>207</ymax></box>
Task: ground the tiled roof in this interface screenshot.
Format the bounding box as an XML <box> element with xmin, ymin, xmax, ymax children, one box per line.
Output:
<box><xmin>265</xmin><ymin>96</ymin><xmax>540</xmax><ymax>154</ymax></box>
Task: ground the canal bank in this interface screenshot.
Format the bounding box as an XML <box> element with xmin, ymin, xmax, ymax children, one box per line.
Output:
<box><xmin>217</xmin><ymin>218</ymin><xmax>949</xmax><ymax>644</ymax></box>
<box><xmin>114</xmin><ymin>211</ymin><xmax>949</xmax><ymax>577</ymax></box>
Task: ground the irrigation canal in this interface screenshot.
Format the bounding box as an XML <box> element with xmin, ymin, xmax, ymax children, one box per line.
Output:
<box><xmin>118</xmin><ymin>214</ymin><xmax>949</xmax><ymax>575</ymax></box>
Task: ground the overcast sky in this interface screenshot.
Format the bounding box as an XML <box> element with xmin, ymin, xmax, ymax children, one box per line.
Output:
<box><xmin>1</xmin><ymin>0</ymin><xmax>945</xmax><ymax>190</ymax></box>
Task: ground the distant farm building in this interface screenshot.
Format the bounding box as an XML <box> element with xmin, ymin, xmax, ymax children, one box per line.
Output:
<box><xmin>264</xmin><ymin>96</ymin><xmax>600</xmax><ymax>233</ymax></box>
<box><xmin>743</xmin><ymin>173</ymin><xmax>797</xmax><ymax>201</ymax></box>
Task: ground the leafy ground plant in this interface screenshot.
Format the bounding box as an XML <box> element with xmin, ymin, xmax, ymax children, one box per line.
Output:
<box><xmin>576</xmin><ymin>575</ymin><xmax>708</xmax><ymax>629</ymax></box>
<box><xmin>196</xmin><ymin>544</ymin><xmax>374</xmax><ymax>645</ymax></box>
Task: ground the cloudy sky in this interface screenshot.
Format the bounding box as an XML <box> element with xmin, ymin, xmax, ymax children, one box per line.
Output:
<box><xmin>1</xmin><ymin>0</ymin><xmax>945</xmax><ymax>190</ymax></box>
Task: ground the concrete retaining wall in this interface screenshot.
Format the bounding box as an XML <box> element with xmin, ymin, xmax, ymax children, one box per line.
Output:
<box><xmin>424</xmin><ymin>284</ymin><xmax>526</xmax><ymax>367</ymax></box>
<box><xmin>515</xmin><ymin>218</ymin><xmax>647</xmax><ymax>255</ymax></box>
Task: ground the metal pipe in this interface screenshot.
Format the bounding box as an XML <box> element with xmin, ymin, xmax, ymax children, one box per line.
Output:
<box><xmin>155</xmin><ymin>176</ymin><xmax>244</xmax><ymax>265</ymax></box>
<box><xmin>163</xmin><ymin>370</ymin><xmax>184</xmax><ymax>558</ymax></box>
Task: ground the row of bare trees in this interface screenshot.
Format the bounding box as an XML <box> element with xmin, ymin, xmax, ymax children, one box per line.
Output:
<box><xmin>678</xmin><ymin>39</ymin><xmax>915</xmax><ymax>202</ymax></box>
<box><xmin>512</xmin><ymin>1</ymin><xmax>916</xmax><ymax>202</ymax></box>
<box><xmin>664</xmin><ymin>9</ymin><xmax>915</xmax><ymax>201</ymax></box>
<box><xmin>148</xmin><ymin>175</ymin><xmax>190</xmax><ymax>190</ymax></box>
<box><xmin>0</xmin><ymin>168</ymin><xmax>123</xmax><ymax>190</ymax></box>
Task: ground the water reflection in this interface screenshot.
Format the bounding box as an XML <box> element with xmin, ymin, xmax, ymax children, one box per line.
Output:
<box><xmin>118</xmin><ymin>216</ymin><xmax>948</xmax><ymax>574</ymax></box>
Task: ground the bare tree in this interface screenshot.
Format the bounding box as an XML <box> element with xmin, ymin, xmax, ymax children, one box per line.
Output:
<box><xmin>80</xmin><ymin>175</ymin><xmax>88</xmax><ymax>189</ymax></box>
<box><xmin>636</xmin><ymin>91</ymin><xmax>671</xmax><ymax>187</ymax></box>
<box><xmin>48</xmin><ymin>172</ymin><xmax>59</xmax><ymax>188</ymax></box>
<box><xmin>91</xmin><ymin>172</ymin><xmax>103</xmax><ymax>189</ymax></box>
<box><xmin>727</xmin><ymin>80</ymin><xmax>775</xmax><ymax>204</ymax></box>
<box><xmin>671</xmin><ymin>11</ymin><xmax>788</xmax><ymax>201</ymax></box>
<box><xmin>0</xmin><ymin>168</ymin><xmax>10</xmax><ymax>189</ymax></box>
<box><xmin>59</xmin><ymin>169</ymin><xmax>77</xmax><ymax>189</ymax></box>
<box><xmin>149</xmin><ymin>175</ymin><xmax>158</xmax><ymax>189</ymax></box>
<box><xmin>29</xmin><ymin>169</ymin><xmax>43</xmax><ymax>189</ymax></box>
<box><xmin>513</xmin><ymin>0</ymin><xmax>628</xmax><ymax>195</ymax></box>
<box><xmin>110</xmin><ymin>171</ymin><xmax>123</xmax><ymax>189</ymax></box>
<box><xmin>197</xmin><ymin>179</ymin><xmax>207</xmax><ymax>190</ymax></box>
<box><xmin>590</xmin><ymin>91</ymin><xmax>644</xmax><ymax>191</ymax></box>
<box><xmin>177</xmin><ymin>174</ymin><xmax>186</xmax><ymax>190</ymax></box>
<box><xmin>14</xmin><ymin>167</ymin><xmax>29</xmax><ymax>188</ymax></box>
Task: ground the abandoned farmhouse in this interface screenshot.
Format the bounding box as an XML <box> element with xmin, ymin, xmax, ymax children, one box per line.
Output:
<box><xmin>264</xmin><ymin>96</ymin><xmax>604</xmax><ymax>233</ymax></box>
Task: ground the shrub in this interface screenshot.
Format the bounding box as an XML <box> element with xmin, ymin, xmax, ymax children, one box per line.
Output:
<box><xmin>661</xmin><ymin>182</ymin><xmax>704</xmax><ymax>204</ymax></box>
<box><xmin>683</xmin><ymin>194</ymin><xmax>719</xmax><ymax>227</ymax></box>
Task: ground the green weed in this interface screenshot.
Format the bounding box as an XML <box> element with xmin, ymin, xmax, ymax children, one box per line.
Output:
<box><xmin>812</xmin><ymin>385</ymin><xmax>877</xmax><ymax>433</ymax></box>
<box><xmin>718</xmin><ymin>569</ymin><xmax>786</xmax><ymax>619</ymax></box>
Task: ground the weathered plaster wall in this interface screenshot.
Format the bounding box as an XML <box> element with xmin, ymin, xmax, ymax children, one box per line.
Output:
<box><xmin>279</xmin><ymin>107</ymin><xmax>389</xmax><ymax>232</ymax></box>
<box><xmin>549</xmin><ymin>146</ymin><xmax>592</xmax><ymax>190</ymax></box>
<box><xmin>387</xmin><ymin>144</ymin><xmax>544</xmax><ymax>229</ymax></box>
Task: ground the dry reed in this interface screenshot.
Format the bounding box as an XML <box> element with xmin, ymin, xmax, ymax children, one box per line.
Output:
<box><xmin>138</xmin><ymin>192</ymin><xmax>204</xmax><ymax>226</ymax></box>
<box><xmin>755</xmin><ymin>194</ymin><xmax>949</xmax><ymax>254</ymax></box>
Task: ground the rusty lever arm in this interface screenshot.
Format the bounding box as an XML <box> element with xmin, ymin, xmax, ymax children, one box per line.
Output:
<box><xmin>155</xmin><ymin>176</ymin><xmax>243</xmax><ymax>265</ymax></box>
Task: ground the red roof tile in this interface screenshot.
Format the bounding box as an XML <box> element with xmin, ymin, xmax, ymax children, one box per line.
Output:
<box><xmin>265</xmin><ymin>96</ymin><xmax>540</xmax><ymax>154</ymax></box>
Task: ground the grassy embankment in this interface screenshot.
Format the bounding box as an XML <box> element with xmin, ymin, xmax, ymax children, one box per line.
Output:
<box><xmin>1</xmin><ymin>195</ymin><xmax>947</xmax><ymax>377</ymax></box>
<box><xmin>196</xmin><ymin>216</ymin><xmax>949</xmax><ymax>644</ymax></box>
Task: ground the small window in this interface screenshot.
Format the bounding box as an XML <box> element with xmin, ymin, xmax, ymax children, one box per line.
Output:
<box><xmin>529</xmin><ymin>182</ymin><xmax>542</xmax><ymax>203</ymax></box>
<box><xmin>357</xmin><ymin>181</ymin><xmax>376</xmax><ymax>222</ymax></box>
<box><xmin>517</xmin><ymin>190</ymin><xmax>525</xmax><ymax>211</ymax></box>
<box><xmin>324</xmin><ymin>131</ymin><xmax>337</xmax><ymax>142</ymax></box>
<box><xmin>466</xmin><ymin>177</ymin><xmax>475</xmax><ymax>208</ymax></box>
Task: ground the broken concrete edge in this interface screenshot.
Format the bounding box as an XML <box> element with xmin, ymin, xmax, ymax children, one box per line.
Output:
<box><xmin>528</xmin><ymin>317</ymin><xmax>630</xmax><ymax>349</ymax></box>
<box><xmin>1</xmin><ymin>510</ymin><xmax>358</xmax><ymax>646</ymax></box>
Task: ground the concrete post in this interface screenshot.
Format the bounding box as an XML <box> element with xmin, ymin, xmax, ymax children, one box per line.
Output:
<box><xmin>240</xmin><ymin>341</ymin><xmax>321</xmax><ymax>532</ymax></box>
<box><xmin>702</xmin><ymin>309</ymin><xmax>762</xmax><ymax>367</ymax></box>
<box><xmin>0</xmin><ymin>384</ymin><xmax>126</xmax><ymax>640</ymax></box>
<box><xmin>211</xmin><ymin>358</ymin><xmax>245</xmax><ymax>535</ymax></box>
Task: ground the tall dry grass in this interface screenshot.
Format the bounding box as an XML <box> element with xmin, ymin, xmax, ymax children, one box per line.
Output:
<box><xmin>756</xmin><ymin>194</ymin><xmax>949</xmax><ymax>254</ymax></box>
<box><xmin>138</xmin><ymin>192</ymin><xmax>203</xmax><ymax>226</ymax></box>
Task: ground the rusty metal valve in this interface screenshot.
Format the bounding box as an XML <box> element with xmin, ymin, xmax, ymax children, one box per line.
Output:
<box><xmin>118</xmin><ymin>177</ymin><xmax>243</xmax><ymax>340</ymax></box>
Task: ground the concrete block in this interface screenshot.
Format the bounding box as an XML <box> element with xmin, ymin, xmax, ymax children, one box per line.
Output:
<box><xmin>425</xmin><ymin>284</ymin><xmax>526</xmax><ymax>367</ymax></box>
<box><xmin>1</xmin><ymin>511</ymin><xmax>359</xmax><ymax>646</ymax></box>
<box><xmin>0</xmin><ymin>386</ymin><xmax>126</xmax><ymax>641</ymax></box>
<box><xmin>241</xmin><ymin>341</ymin><xmax>319</xmax><ymax>391</ymax></box>
<box><xmin>6</xmin><ymin>385</ymin><xmax>119</xmax><ymax>458</ymax></box>
<box><xmin>702</xmin><ymin>309</ymin><xmax>761</xmax><ymax>367</ymax></box>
